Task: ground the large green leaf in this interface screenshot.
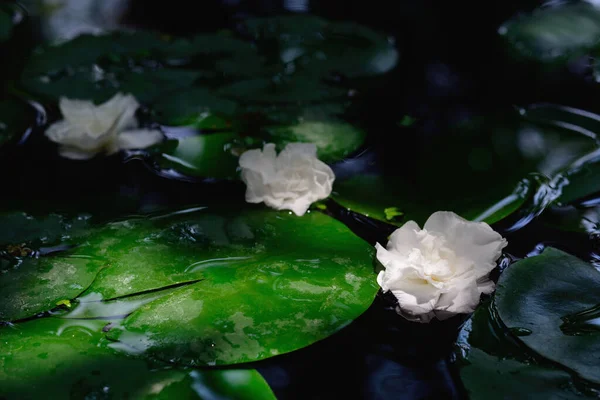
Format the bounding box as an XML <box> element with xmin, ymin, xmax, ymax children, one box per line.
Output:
<box><xmin>68</xmin><ymin>206</ymin><xmax>377</xmax><ymax>366</ymax></box>
<box><xmin>152</xmin><ymin>111</ymin><xmax>363</xmax><ymax>180</ymax></box>
<box><xmin>0</xmin><ymin>212</ymin><xmax>104</xmax><ymax>322</ymax></box>
<box><xmin>555</xmin><ymin>148</ymin><xmax>600</xmax><ymax>204</ymax></box>
<box><xmin>0</xmin><ymin>255</ymin><xmax>105</xmax><ymax>322</ymax></box>
<box><xmin>22</xmin><ymin>64</ymin><xmax>201</xmax><ymax>104</ymax></box>
<box><xmin>156</xmin><ymin>134</ymin><xmax>244</xmax><ymax>180</ymax></box>
<box><xmin>499</xmin><ymin>2</ymin><xmax>600</xmax><ymax>62</ymax></box>
<box><xmin>495</xmin><ymin>247</ymin><xmax>600</xmax><ymax>384</ymax></box>
<box><xmin>461</xmin><ymin>348</ymin><xmax>580</xmax><ymax>399</ymax></box>
<box><xmin>267</xmin><ymin>120</ymin><xmax>366</xmax><ymax>163</ymax></box>
<box><xmin>333</xmin><ymin>106</ymin><xmax>597</xmax><ymax>225</ymax></box>
<box><xmin>515</xmin><ymin>104</ymin><xmax>600</xmax><ymax>205</ymax></box>
<box><xmin>0</xmin><ymin>318</ymin><xmax>275</xmax><ymax>399</ymax></box>
<box><xmin>152</xmin><ymin>88</ymin><xmax>237</xmax><ymax>129</ymax></box>
<box><xmin>0</xmin><ymin>211</ymin><xmax>89</xmax><ymax>248</ymax></box>
<box><xmin>243</xmin><ymin>16</ymin><xmax>399</xmax><ymax>77</ymax></box>
<box><xmin>456</xmin><ymin>304</ymin><xmax>586</xmax><ymax>399</ymax></box>
<box><xmin>20</xmin><ymin>32</ymin><xmax>208</xmax><ymax>103</ymax></box>
<box><xmin>217</xmin><ymin>76</ymin><xmax>347</xmax><ymax>104</ymax></box>
<box><xmin>332</xmin><ymin>174</ymin><xmax>530</xmax><ymax>226</ymax></box>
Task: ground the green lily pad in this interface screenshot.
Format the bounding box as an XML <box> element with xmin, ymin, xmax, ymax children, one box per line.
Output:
<box><xmin>152</xmin><ymin>88</ymin><xmax>237</xmax><ymax>129</ymax></box>
<box><xmin>166</xmin><ymin>33</ymin><xmax>257</xmax><ymax>59</ymax></box>
<box><xmin>217</xmin><ymin>76</ymin><xmax>347</xmax><ymax>104</ymax></box>
<box><xmin>22</xmin><ymin>64</ymin><xmax>201</xmax><ymax>104</ymax></box>
<box><xmin>243</xmin><ymin>16</ymin><xmax>399</xmax><ymax>77</ymax></box>
<box><xmin>68</xmin><ymin>206</ymin><xmax>378</xmax><ymax>366</ymax></box>
<box><xmin>0</xmin><ymin>255</ymin><xmax>105</xmax><ymax>322</ymax></box>
<box><xmin>519</xmin><ymin>104</ymin><xmax>600</xmax><ymax>204</ymax></box>
<box><xmin>0</xmin><ymin>211</ymin><xmax>90</xmax><ymax>249</ymax></box>
<box><xmin>456</xmin><ymin>304</ymin><xmax>586</xmax><ymax>399</ymax></box>
<box><xmin>499</xmin><ymin>2</ymin><xmax>600</xmax><ymax>62</ymax></box>
<box><xmin>461</xmin><ymin>348</ymin><xmax>581</xmax><ymax>399</ymax></box>
<box><xmin>165</xmin><ymin>33</ymin><xmax>265</xmax><ymax>79</ymax></box>
<box><xmin>0</xmin><ymin>318</ymin><xmax>275</xmax><ymax>399</ymax></box>
<box><xmin>555</xmin><ymin>148</ymin><xmax>600</xmax><ymax>204</ymax></box>
<box><xmin>333</xmin><ymin>107</ymin><xmax>597</xmax><ymax>225</ymax></box>
<box><xmin>156</xmin><ymin>133</ymin><xmax>253</xmax><ymax>180</ymax></box>
<box><xmin>153</xmin><ymin>115</ymin><xmax>362</xmax><ymax>180</ymax></box>
<box><xmin>495</xmin><ymin>247</ymin><xmax>600</xmax><ymax>384</ymax></box>
<box><xmin>22</xmin><ymin>32</ymin><xmax>164</xmax><ymax>77</ymax></box>
<box><xmin>332</xmin><ymin>172</ymin><xmax>531</xmax><ymax>226</ymax></box>
<box><xmin>143</xmin><ymin>369</ymin><xmax>276</xmax><ymax>400</ymax></box>
<box><xmin>20</xmin><ymin>32</ymin><xmax>204</xmax><ymax>103</ymax></box>
<box><xmin>0</xmin><ymin>211</ymin><xmax>103</xmax><ymax>322</ymax></box>
<box><xmin>268</xmin><ymin>120</ymin><xmax>366</xmax><ymax>163</ymax></box>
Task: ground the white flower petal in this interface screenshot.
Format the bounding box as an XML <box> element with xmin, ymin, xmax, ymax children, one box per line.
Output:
<box><xmin>46</xmin><ymin>93</ymin><xmax>147</xmax><ymax>159</ymax></box>
<box><xmin>45</xmin><ymin>119</ymin><xmax>113</xmax><ymax>151</ymax></box>
<box><xmin>57</xmin><ymin>146</ymin><xmax>99</xmax><ymax>160</ymax></box>
<box><xmin>98</xmin><ymin>93</ymin><xmax>139</xmax><ymax>132</ymax></box>
<box><xmin>375</xmin><ymin>211</ymin><xmax>507</xmax><ymax>323</ymax></box>
<box><xmin>387</xmin><ymin>221</ymin><xmax>423</xmax><ymax>255</ymax></box>
<box><xmin>424</xmin><ymin>211</ymin><xmax>507</xmax><ymax>277</ymax></box>
<box><xmin>45</xmin><ymin>120</ymin><xmax>74</xmax><ymax>144</ymax></box>
<box><xmin>391</xmin><ymin>288</ymin><xmax>440</xmax><ymax>322</ymax></box>
<box><xmin>117</xmin><ymin>129</ymin><xmax>163</xmax><ymax>150</ymax></box>
<box><xmin>58</xmin><ymin>98</ymin><xmax>98</xmax><ymax>128</ymax></box>
<box><xmin>435</xmin><ymin>276</ymin><xmax>481</xmax><ymax>314</ymax></box>
<box><xmin>239</xmin><ymin>144</ymin><xmax>278</xmax><ymax>182</ymax></box>
<box><xmin>238</xmin><ymin>143</ymin><xmax>334</xmax><ymax>215</ymax></box>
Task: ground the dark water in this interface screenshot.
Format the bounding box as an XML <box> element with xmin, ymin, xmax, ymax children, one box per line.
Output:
<box><xmin>4</xmin><ymin>0</ymin><xmax>600</xmax><ymax>399</ymax></box>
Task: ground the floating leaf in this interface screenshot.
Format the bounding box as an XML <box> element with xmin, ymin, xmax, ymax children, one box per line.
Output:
<box><xmin>332</xmin><ymin>173</ymin><xmax>530</xmax><ymax>226</ymax></box>
<box><xmin>333</xmin><ymin>107</ymin><xmax>597</xmax><ymax>225</ymax></box>
<box><xmin>20</xmin><ymin>32</ymin><xmax>203</xmax><ymax>103</ymax></box>
<box><xmin>500</xmin><ymin>2</ymin><xmax>600</xmax><ymax>62</ymax></box>
<box><xmin>217</xmin><ymin>77</ymin><xmax>347</xmax><ymax>104</ymax></box>
<box><xmin>0</xmin><ymin>255</ymin><xmax>105</xmax><ymax>322</ymax></box>
<box><xmin>555</xmin><ymin>148</ymin><xmax>600</xmax><ymax>204</ymax></box>
<box><xmin>0</xmin><ymin>318</ymin><xmax>275</xmax><ymax>399</ymax></box>
<box><xmin>68</xmin><ymin>206</ymin><xmax>378</xmax><ymax>366</ymax></box>
<box><xmin>267</xmin><ymin>120</ymin><xmax>366</xmax><ymax>163</ymax></box>
<box><xmin>461</xmin><ymin>348</ymin><xmax>580</xmax><ymax>399</ymax></box>
<box><xmin>0</xmin><ymin>212</ymin><xmax>102</xmax><ymax>321</ymax></box>
<box><xmin>152</xmin><ymin>88</ymin><xmax>237</xmax><ymax>128</ymax></box>
<box><xmin>0</xmin><ymin>211</ymin><xmax>90</xmax><ymax>249</ymax></box>
<box><xmin>243</xmin><ymin>16</ymin><xmax>399</xmax><ymax>77</ymax></box>
<box><xmin>155</xmin><ymin>133</ymin><xmax>255</xmax><ymax>180</ymax></box>
<box><xmin>456</xmin><ymin>304</ymin><xmax>585</xmax><ymax>399</ymax></box>
<box><xmin>22</xmin><ymin>64</ymin><xmax>201</xmax><ymax>104</ymax></box>
<box><xmin>495</xmin><ymin>247</ymin><xmax>600</xmax><ymax>384</ymax></box>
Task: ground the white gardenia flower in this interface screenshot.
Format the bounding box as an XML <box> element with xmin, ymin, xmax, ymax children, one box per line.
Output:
<box><xmin>376</xmin><ymin>211</ymin><xmax>507</xmax><ymax>323</ymax></box>
<box><xmin>45</xmin><ymin>92</ymin><xmax>163</xmax><ymax>160</ymax></box>
<box><xmin>239</xmin><ymin>143</ymin><xmax>335</xmax><ymax>216</ymax></box>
